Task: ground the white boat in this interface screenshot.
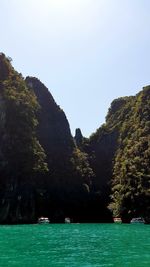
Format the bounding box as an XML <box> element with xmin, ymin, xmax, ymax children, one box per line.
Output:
<box><xmin>38</xmin><ymin>217</ymin><xmax>50</xmax><ymax>224</ymax></box>
<box><xmin>130</xmin><ymin>217</ymin><xmax>145</xmax><ymax>224</ymax></box>
<box><xmin>113</xmin><ymin>217</ymin><xmax>122</xmax><ymax>223</ymax></box>
<box><xmin>65</xmin><ymin>217</ymin><xmax>71</xmax><ymax>223</ymax></box>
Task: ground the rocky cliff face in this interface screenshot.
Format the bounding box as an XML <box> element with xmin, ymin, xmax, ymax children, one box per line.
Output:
<box><xmin>0</xmin><ymin>53</ymin><xmax>48</xmax><ymax>223</ymax></box>
<box><xmin>26</xmin><ymin>76</ymin><xmax>75</xmax><ymax>168</ymax></box>
<box><xmin>25</xmin><ymin>77</ymin><xmax>99</xmax><ymax>223</ymax></box>
<box><xmin>82</xmin><ymin>91</ymin><xmax>150</xmax><ymax>222</ymax></box>
<box><xmin>75</xmin><ymin>97</ymin><xmax>135</xmax><ymax>219</ymax></box>
<box><xmin>87</xmin><ymin>97</ymin><xmax>131</xmax><ymax>194</ymax></box>
<box><xmin>109</xmin><ymin>88</ymin><xmax>150</xmax><ymax>221</ymax></box>
<box><xmin>26</xmin><ymin>77</ymin><xmax>77</xmax><ymax>221</ymax></box>
<box><xmin>0</xmin><ymin>54</ymin><xmax>95</xmax><ymax>223</ymax></box>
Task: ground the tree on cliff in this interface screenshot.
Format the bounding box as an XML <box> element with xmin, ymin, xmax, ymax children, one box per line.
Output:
<box><xmin>0</xmin><ymin>53</ymin><xmax>48</xmax><ymax>186</ymax></box>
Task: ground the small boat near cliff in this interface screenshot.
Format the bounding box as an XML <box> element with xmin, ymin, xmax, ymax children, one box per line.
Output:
<box><xmin>38</xmin><ymin>217</ymin><xmax>50</xmax><ymax>224</ymax></box>
<box><xmin>130</xmin><ymin>217</ymin><xmax>145</xmax><ymax>224</ymax></box>
<box><xmin>113</xmin><ymin>217</ymin><xmax>122</xmax><ymax>223</ymax></box>
<box><xmin>65</xmin><ymin>217</ymin><xmax>71</xmax><ymax>223</ymax></box>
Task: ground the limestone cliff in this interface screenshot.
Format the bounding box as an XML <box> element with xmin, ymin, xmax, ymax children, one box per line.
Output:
<box><xmin>0</xmin><ymin>53</ymin><xmax>47</xmax><ymax>223</ymax></box>
<box><xmin>0</xmin><ymin>52</ymin><xmax>149</xmax><ymax>223</ymax></box>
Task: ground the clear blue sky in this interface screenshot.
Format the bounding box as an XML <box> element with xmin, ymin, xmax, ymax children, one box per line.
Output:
<box><xmin>1</xmin><ymin>0</ymin><xmax>150</xmax><ymax>137</ymax></box>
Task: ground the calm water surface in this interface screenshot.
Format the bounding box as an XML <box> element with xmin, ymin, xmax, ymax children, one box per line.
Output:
<box><xmin>0</xmin><ymin>223</ymin><xmax>149</xmax><ymax>267</ymax></box>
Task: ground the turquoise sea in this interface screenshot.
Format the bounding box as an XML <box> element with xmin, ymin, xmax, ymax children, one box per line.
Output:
<box><xmin>0</xmin><ymin>223</ymin><xmax>149</xmax><ymax>267</ymax></box>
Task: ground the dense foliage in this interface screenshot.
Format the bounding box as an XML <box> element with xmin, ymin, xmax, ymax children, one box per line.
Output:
<box><xmin>0</xmin><ymin>53</ymin><xmax>48</xmax><ymax>223</ymax></box>
<box><xmin>0</xmin><ymin>54</ymin><xmax>48</xmax><ymax>179</ymax></box>
<box><xmin>88</xmin><ymin>88</ymin><xmax>150</xmax><ymax>222</ymax></box>
<box><xmin>109</xmin><ymin>87</ymin><xmax>150</xmax><ymax>221</ymax></box>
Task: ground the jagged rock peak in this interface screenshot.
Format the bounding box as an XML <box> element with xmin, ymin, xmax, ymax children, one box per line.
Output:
<box><xmin>26</xmin><ymin>76</ymin><xmax>57</xmax><ymax>106</ymax></box>
<box><xmin>74</xmin><ymin>128</ymin><xmax>83</xmax><ymax>146</ymax></box>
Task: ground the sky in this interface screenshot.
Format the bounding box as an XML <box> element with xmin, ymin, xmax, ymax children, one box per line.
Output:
<box><xmin>1</xmin><ymin>0</ymin><xmax>150</xmax><ymax>137</ymax></box>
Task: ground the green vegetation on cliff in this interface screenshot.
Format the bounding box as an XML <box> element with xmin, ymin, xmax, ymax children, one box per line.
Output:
<box><xmin>0</xmin><ymin>54</ymin><xmax>95</xmax><ymax>223</ymax></box>
<box><xmin>0</xmin><ymin>52</ymin><xmax>149</xmax><ymax>223</ymax></box>
<box><xmin>87</xmin><ymin>88</ymin><xmax>150</xmax><ymax>222</ymax></box>
<box><xmin>0</xmin><ymin>54</ymin><xmax>48</xmax><ymax>177</ymax></box>
<box><xmin>0</xmin><ymin>53</ymin><xmax>48</xmax><ymax>223</ymax></box>
<box><xmin>109</xmin><ymin>87</ymin><xmax>150</xmax><ymax>221</ymax></box>
<box><xmin>25</xmin><ymin>77</ymin><xmax>95</xmax><ymax>222</ymax></box>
